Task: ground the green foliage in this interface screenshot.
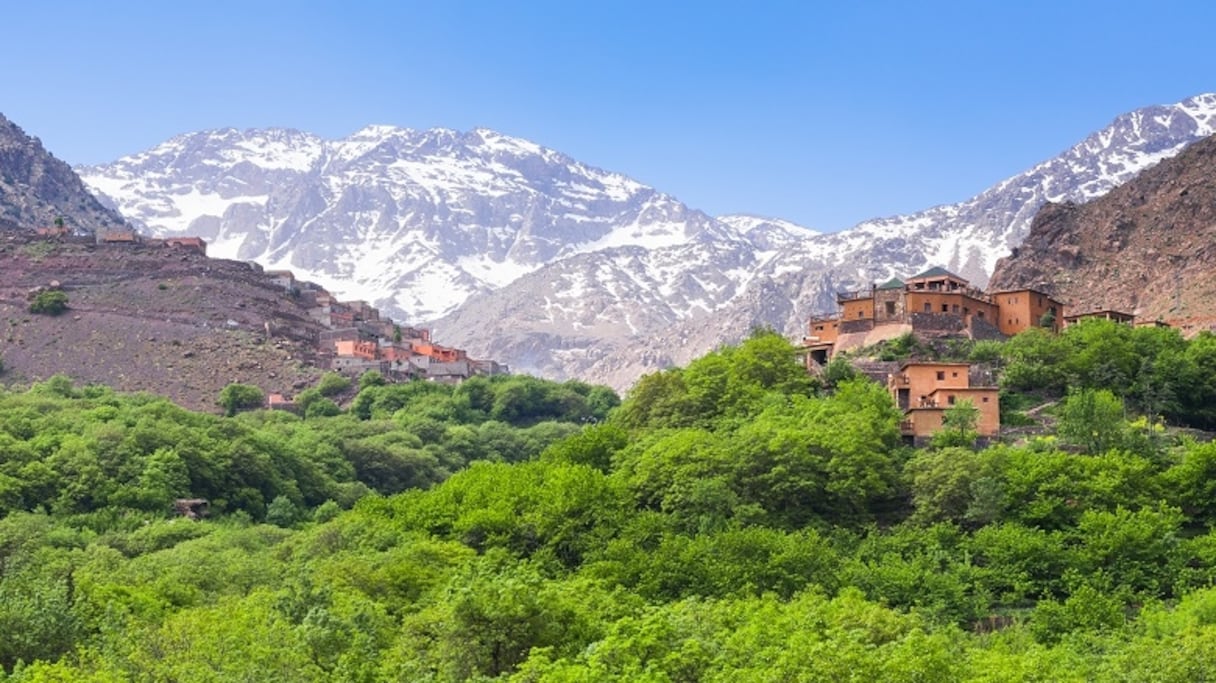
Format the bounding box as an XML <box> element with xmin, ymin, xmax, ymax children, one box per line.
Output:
<box><xmin>822</xmin><ymin>356</ymin><xmax>859</xmax><ymax>390</ymax></box>
<box><xmin>931</xmin><ymin>398</ymin><xmax>979</xmax><ymax>449</ymax></box>
<box><xmin>1002</xmin><ymin>319</ymin><xmax>1215</xmax><ymax>429</ymax></box>
<box><xmin>1056</xmin><ymin>388</ymin><xmax>1127</xmax><ymax>454</ymax></box>
<box><xmin>968</xmin><ymin>339</ymin><xmax>1004</xmax><ymax>364</ymax></box>
<box><xmin>875</xmin><ymin>332</ymin><xmax>932</xmax><ymax>361</ymax></box>
<box><xmin>27</xmin><ymin>290</ymin><xmax>68</xmax><ymax>316</ymax></box>
<box><xmin>6</xmin><ymin>328</ymin><xmax>1216</xmax><ymax>677</ymax></box>
<box><xmin>616</xmin><ymin>329</ymin><xmax>816</xmax><ymax>429</ymax></box>
<box><xmin>217</xmin><ymin>382</ymin><xmax>264</xmax><ymax>417</ymax></box>
<box><xmin>316</xmin><ymin>372</ymin><xmax>352</xmax><ymax>397</ymax></box>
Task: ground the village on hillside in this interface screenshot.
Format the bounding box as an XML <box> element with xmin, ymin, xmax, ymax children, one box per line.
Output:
<box><xmin>26</xmin><ymin>228</ymin><xmax>509</xmax><ymax>406</ymax></box>
<box><xmin>801</xmin><ymin>266</ymin><xmax>1170</xmax><ymax>446</ymax></box>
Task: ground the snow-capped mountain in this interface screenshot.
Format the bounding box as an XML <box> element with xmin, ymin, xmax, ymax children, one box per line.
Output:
<box><xmin>79</xmin><ymin>94</ymin><xmax>1216</xmax><ymax>389</ymax></box>
<box><xmin>794</xmin><ymin>93</ymin><xmax>1216</xmax><ymax>288</ymax></box>
<box><xmin>79</xmin><ymin>126</ymin><xmax>731</xmax><ymax>321</ymax></box>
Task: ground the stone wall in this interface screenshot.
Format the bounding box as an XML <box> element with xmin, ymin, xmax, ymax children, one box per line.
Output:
<box><xmin>909</xmin><ymin>312</ymin><xmax>966</xmax><ymax>334</ymax></box>
<box><xmin>840</xmin><ymin>318</ymin><xmax>876</xmax><ymax>335</ymax></box>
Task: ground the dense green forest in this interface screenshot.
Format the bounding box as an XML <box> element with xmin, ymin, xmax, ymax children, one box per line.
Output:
<box><xmin>4</xmin><ymin>322</ymin><xmax>1216</xmax><ymax>681</ymax></box>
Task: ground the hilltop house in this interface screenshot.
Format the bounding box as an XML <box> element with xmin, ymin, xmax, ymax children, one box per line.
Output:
<box><xmin>163</xmin><ymin>236</ymin><xmax>207</xmax><ymax>255</ymax></box>
<box><xmin>888</xmin><ymin>361</ymin><xmax>1000</xmax><ymax>445</ymax></box>
<box><xmin>1063</xmin><ymin>309</ymin><xmax>1135</xmax><ymax>328</ymax></box>
<box><xmin>803</xmin><ymin>267</ymin><xmax>1064</xmax><ymax>365</ymax></box>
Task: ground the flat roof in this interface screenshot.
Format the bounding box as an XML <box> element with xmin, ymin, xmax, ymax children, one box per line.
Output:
<box><xmin>897</xmin><ymin>361</ymin><xmax>972</xmax><ymax>370</ymax></box>
<box><xmin>1062</xmin><ymin>309</ymin><xmax>1134</xmax><ymax>319</ymax></box>
<box><xmin>988</xmin><ymin>286</ymin><xmax>1060</xmax><ymax>297</ymax></box>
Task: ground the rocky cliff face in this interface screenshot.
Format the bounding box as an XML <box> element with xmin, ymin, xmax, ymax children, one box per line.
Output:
<box><xmin>0</xmin><ymin>113</ymin><xmax>126</xmax><ymax>233</ymax></box>
<box><xmin>989</xmin><ymin>133</ymin><xmax>1216</xmax><ymax>331</ymax></box>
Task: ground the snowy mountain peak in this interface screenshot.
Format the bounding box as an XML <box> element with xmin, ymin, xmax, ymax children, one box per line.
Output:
<box><xmin>80</xmin><ymin>125</ymin><xmax>725</xmax><ymax>322</ymax></box>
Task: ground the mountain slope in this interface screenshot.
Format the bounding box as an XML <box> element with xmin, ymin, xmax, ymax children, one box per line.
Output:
<box><xmin>79</xmin><ymin>126</ymin><xmax>732</xmax><ymax>321</ymax></box>
<box><xmin>0</xmin><ymin>113</ymin><xmax>126</xmax><ymax>233</ymax></box>
<box><xmin>80</xmin><ymin>95</ymin><xmax>1216</xmax><ymax>388</ymax></box>
<box><xmin>988</xmin><ymin>131</ymin><xmax>1216</xmax><ymax>330</ymax></box>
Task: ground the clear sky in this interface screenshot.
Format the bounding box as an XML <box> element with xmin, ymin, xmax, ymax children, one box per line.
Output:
<box><xmin>2</xmin><ymin>1</ymin><xmax>1214</xmax><ymax>231</ymax></box>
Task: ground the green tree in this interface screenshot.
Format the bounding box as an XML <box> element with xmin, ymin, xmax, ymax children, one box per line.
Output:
<box><xmin>218</xmin><ymin>383</ymin><xmax>265</xmax><ymax>417</ymax></box>
<box><xmin>1056</xmin><ymin>388</ymin><xmax>1126</xmax><ymax>454</ymax></box>
<box><xmin>316</xmin><ymin>372</ymin><xmax>352</xmax><ymax>397</ymax></box>
<box><xmin>1039</xmin><ymin>308</ymin><xmax>1057</xmax><ymax>329</ymax></box>
<box><xmin>931</xmin><ymin>398</ymin><xmax>979</xmax><ymax>449</ymax></box>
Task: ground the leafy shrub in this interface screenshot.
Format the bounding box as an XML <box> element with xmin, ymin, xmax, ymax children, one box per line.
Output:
<box><xmin>218</xmin><ymin>383</ymin><xmax>265</xmax><ymax>417</ymax></box>
<box><xmin>316</xmin><ymin>372</ymin><xmax>352</xmax><ymax>397</ymax></box>
<box><xmin>28</xmin><ymin>290</ymin><xmax>68</xmax><ymax>315</ymax></box>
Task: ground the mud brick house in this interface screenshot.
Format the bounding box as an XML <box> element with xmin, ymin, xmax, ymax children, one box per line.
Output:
<box><xmin>803</xmin><ymin>266</ymin><xmax>1064</xmax><ymax>365</ymax></box>
<box><xmin>888</xmin><ymin>361</ymin><xmax>1000</xmax><ymax>445</ymax></box>
<box><xmin>163</xmin><ymin>236</ymin><xmax>207</xmax><ymax>255</ymax></box>
<box><xmin>1063</xmin><ymin>309</ymin><xmax>1135</xmax><ymax>328</ymax></box>
<box><xmin>993</xmin><ymin>288</ymin><xmax>1062</xmax><ymax>334</ymax></box>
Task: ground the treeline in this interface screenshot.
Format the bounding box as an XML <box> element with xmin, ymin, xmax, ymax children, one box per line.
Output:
<box><xmin>5</xmin><ymin>329</ymin><xmax>1216</xmax><ymax>680</ymax></box>
<box><xmin>0</xmin><ymin>372</ymin><xmax>617</xmax><ymax>522</ymax></box>
<box><xmin>999</xmin><ymin>318</ymin><xmax>1216</xmax><ymax>429</ymax></box>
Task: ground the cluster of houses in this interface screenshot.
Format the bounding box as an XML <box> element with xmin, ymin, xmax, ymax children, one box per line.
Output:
<box><xmin>36</xmin><ymin>225</ymin><xmax>210</xmax><ymax>254</ymax></box>
<box><xmin>260</xmin><ymin>269</ymin><xmax>507</xmax><ymax>385</ymax></box>
<box><xmin>804</xmin><ymin>266</ymin><xmax>1166</xmax><ymax>444</ymax></box>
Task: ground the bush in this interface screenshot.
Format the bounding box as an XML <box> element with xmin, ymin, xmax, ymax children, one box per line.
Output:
<box><xmin>218</xmin><ymin>383</ymin><xmax>265</xmax><ymax>417</ymax></box>
<box><xmin>28</xmin><ymin>290</ymin><xmax>68</xmax><ymax>315</ymax></box>
<box><xmin>316</xmin><ymin>372</ymin><xmax>352</xmax><ymax>397</ymax></box>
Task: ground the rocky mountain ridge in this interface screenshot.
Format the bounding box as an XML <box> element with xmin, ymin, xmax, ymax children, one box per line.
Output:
<box><xmin>78</xmin><ymin>94</ymin><xmax>1216</xmax><ymax>388</ymax></box>
<box><xmin>0</xmin><ymin>113</ymin><xmax>126</xmax><ymax>234</ymax></box>
<box><xmin>989</xmin><ymin>131</ymin><xmax>1216</xmax><ymax>333</ymax></box>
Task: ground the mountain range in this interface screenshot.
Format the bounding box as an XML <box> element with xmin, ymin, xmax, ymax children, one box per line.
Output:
<box><xmin>76</xmin><ymin>94</ymin><xmax>1216</xmax><ymax>388</ymax></box>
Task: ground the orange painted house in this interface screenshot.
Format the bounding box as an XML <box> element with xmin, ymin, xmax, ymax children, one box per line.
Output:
<box><xmin>334</xmin><ymin>340</ymin><xmax>378</xmax><ymax>360</ymax></box>
<box><xmin>992</xmin><ymin>288</ymin><xmax>1064</xmax><ymax>335</ymax></box>
<box><xmin>888</xmin><ymin>361</ymin><xmax>1000</xmax><ymax>443</ymax></box>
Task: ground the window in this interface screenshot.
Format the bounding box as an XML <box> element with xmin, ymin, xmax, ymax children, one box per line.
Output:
<box><xmin>885</xmin><ymin>301</ymin><xmax>896</xmax><ymax>316</ymax></box>
<box><xmin>858</xmin><ymin>310</ymin><xmax>864</xmax><ymax>318</ymax></box>
<box><xmin>941</xmin><ymin>304</ymin><xmax>949</xmax><ymax>312</ymax></box>
<box><xmin>982</xmin><ymin>396</ymin><xmax>990</xmax><ymax>403</ymax></box>
<box><xmin>936</xmin><ymin>371</ymin><xmax>945</xmax><ymax>380</ymax></box>
<box><xmin>923</xmin><ymin>303</ymin><xmax>931</xmax><ymax>312</ymax></box>
<box><xmin>952</xmin><ymin>304</ymin><xmax>960</xmax><ymax>313</ymax></box>
<box><xmin>951</xmin><ymin>371</ymin><xmax>958</xmax><ymax>378</ymax></box>
<box><xmin>964</xmin><ymin>307</ymin><xmax>970</xmax><ymax>315</ymax></box>
<box><xmin>947</xmin><ymin>395</ymin><xmax>956</xmax><ymax>405</ymax></box>
<box><xmin>977</xmin><ymin>311</ymin><xmax>985</xmax><ymax>319</ymax></box>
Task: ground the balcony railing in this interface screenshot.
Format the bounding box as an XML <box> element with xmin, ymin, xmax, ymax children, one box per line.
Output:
<box><xmin>836</xmin><ymin>289</ymin><xmax>872</xmax><ymax>302</ymax></box>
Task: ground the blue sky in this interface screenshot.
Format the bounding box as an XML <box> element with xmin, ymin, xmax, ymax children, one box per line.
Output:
<box><xmin>3</xmin><ymin>1</ymin><xmax>1214</xmax><ymax>231</ymax></box>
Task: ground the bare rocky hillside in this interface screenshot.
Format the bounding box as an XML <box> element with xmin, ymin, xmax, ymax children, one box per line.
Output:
<box><xmin>0</xmin><ymin>233</ymin><xmax>324</xmax><ymax>410</ymax></box>
<box><xmin>989</xmin><ymin>133</ymin><xmax>1216</xmax><ymax>334</ymax></box>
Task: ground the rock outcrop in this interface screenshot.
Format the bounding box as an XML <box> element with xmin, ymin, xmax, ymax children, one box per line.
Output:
<box><xmin>989</xmin><ymin>134</ymin><xmax>1216</xmax><ymax>333</ymax></box>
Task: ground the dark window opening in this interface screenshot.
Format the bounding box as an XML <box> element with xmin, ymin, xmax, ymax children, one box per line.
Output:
<box><xmin>936</xmin><ymin>371</ymin><xmax>945</xmax><ymax>380</ymax></box>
